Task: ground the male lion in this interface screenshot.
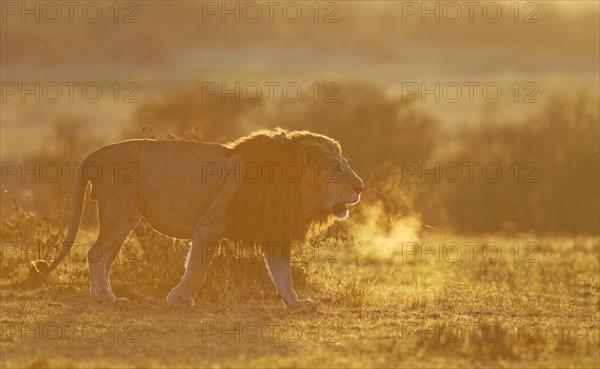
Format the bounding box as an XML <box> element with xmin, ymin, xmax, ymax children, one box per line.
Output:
<box><xmin>33</xmin><ymin>128</ymin><xmax>364</xmax><ymax>308</ymax></box>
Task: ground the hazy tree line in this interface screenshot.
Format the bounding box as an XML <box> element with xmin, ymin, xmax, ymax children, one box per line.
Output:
<box><xmin>4</xmin><ymin>82</ymin><xmax>598</xmax><ymax>235</ymax></box>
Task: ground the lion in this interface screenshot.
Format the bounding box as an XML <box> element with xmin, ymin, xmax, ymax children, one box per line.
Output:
<box><xmin>32</xmin><ymin>128</ymin><xmax>364</xmax><ymax>308</ymax></box>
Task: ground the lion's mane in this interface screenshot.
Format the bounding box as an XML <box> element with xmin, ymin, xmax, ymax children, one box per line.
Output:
<box><xmin>224</xmin><ymin>128</ymin><xmax>341</xmax><ymax>243</ymax></box>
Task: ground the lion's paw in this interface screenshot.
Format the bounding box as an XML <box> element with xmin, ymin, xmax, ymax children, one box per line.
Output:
<box><xmin>92</xmin><ymin>291</ymin><xmax>131</xmax><ymax>306</ymax></box>
<box><xmin>166</xmin><ymin>290</ymin><xmax>195</xmax><ymax>307</ymax></box>
<box><xmin>92</xmin><ymin>288</ymin><xmax>117</xmax><ymax>304</ymax></box>
<box><xmin>286</xmin><ymin>298</ymin><xmax>317</xmax><ymax>310</ymax></box>
<box><xmin>114</xmin><ymin>297</ymin><xmax>131</xmax><ymax>306</ymax></box>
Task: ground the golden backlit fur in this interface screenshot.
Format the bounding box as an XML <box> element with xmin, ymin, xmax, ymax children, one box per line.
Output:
<box><xmin>32</xmin><ymin>128</ymin><xmax>364</xmax><ymax>308</ymax></box>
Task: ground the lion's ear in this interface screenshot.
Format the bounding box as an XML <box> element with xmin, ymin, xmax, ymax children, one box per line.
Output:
<box><xmin>299</xmin><ymin>144</ymin><xmax>325</xmax><ymax>167</ymax></box>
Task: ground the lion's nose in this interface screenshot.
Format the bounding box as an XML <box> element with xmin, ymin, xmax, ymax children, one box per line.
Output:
<box><xmin>353</xmin><ymin>185</ymin><xmax>365</xmax><ymax>194</ymax></box>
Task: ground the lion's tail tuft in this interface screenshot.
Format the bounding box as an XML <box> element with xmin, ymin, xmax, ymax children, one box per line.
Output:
<box><xmin>31</xmin><ymin>260</ymin><xmax>51</xmax><ymax>274</ymax></box>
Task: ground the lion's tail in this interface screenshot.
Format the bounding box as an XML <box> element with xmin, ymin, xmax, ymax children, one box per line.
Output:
<box><xmin>32</xmin><ymin>160</ymin><xmax>90</xmax><ymax>275</ymax></box>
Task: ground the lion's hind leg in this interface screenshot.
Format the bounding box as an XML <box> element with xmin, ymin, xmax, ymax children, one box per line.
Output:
<box><xmin>88</xmin><ymin>198</ymin><xmax>140</xmax><ymax>304</ymax></box>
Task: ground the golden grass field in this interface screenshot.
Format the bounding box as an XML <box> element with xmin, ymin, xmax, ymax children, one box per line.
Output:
<box><xmin>1</xmin><ymin>201</ymin><xmax>598</xmax><ymax>368</ymax></box>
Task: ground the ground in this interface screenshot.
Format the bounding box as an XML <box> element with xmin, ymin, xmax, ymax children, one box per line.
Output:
<box><xmin>1</xmin><ymin>223</ymin><xmax>599</xmax><ymax>368</ymax></box>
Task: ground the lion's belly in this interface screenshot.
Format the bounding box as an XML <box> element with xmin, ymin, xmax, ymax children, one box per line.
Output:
<box><xmin>140</xmin><ymin>178</ymin><xmax>219</xmax><ymax>239</ymax></box>
<box><xmin>142</xmin><ymin>206</ymin><xmax>200</xmax><ymax>239</ymax></box>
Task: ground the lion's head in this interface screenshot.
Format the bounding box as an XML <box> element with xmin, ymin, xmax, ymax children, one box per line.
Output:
<box><xmin>224</xmin><ymin>128</ymin><xmax>364</xmax><ymax>243</ymax></box>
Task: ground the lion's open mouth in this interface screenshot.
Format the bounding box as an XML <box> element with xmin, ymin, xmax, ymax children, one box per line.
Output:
<box><xmin>331</xmin><ymin>202</ymin><xmax>351</xmax><ymax>218</ymax></box>
<box><xmin>332</xmin><ymin>202</ymin><xmax>348</xmax><ymax>214</ymax></box>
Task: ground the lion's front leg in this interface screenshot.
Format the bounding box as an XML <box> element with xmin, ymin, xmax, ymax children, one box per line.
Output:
<box><xmin>263</xmin><ymin>243</ymin><xmax>315</xmax><ymax>309</ymax></box>
<box><xmin>167</xmin><ymin>182</ymin><xmax>235</xmax><ymax>307</ymax></box>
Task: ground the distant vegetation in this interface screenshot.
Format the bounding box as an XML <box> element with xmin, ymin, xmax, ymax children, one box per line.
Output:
<box><xmin>3</xmin><ymin>82</ymin><xmax>597</xmax><ymax>235</ymax></box>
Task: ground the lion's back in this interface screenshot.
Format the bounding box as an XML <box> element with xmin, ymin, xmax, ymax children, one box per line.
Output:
<box><xmin>87</xmin><ymin>139</ymin><xmax>234</xmax><ymax>238</ymax></box>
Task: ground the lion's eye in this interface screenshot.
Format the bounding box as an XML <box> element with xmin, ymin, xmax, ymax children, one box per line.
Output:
<box><xmin>335</xmin><ymin>164</ymin><xmax>342</xmax><ymax>172</ymax></box>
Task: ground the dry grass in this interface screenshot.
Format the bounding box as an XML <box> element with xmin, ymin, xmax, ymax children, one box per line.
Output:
<box><xmin>1</xmin><ymin>204</ymin><xmax>598</xmax><ymax>368</ymax></box>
